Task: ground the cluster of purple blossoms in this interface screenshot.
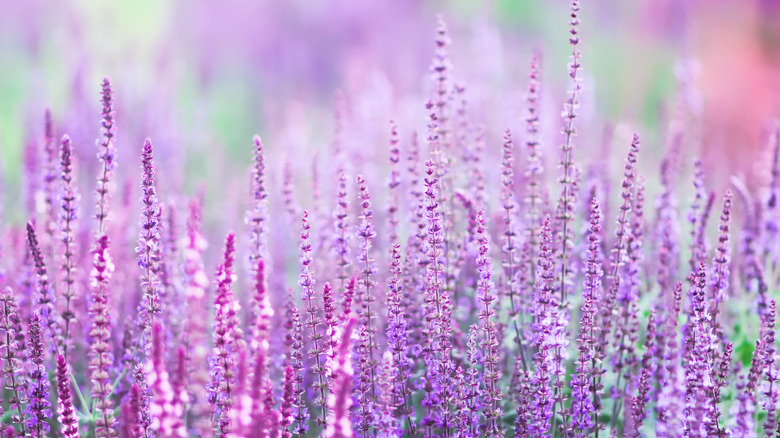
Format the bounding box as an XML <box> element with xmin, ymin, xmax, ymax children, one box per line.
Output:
<box><xmin>1</xmin><ymin>1</ymin><xmax>780</xmax><ymax>438</ymax></box>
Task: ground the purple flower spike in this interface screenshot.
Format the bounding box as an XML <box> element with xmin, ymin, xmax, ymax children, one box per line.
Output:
<box><xmin>524</xmin><ymin>51</ymin><xmax>544</xmax><ymax>236</ymax></box>
<box><xmin>95</xmin><ymin>77</ymin><xmax>116</xmax><ymax>236</ymax></box>
<box><xmin>285</xmin><ymin>299</ymin><xmax>308</xmax><ymax>437</ymax></box>
<box><xmin>136</xmin><ymin>138</ymin><xmax>163</xmax><ymax>350</ymax></box>
<box><xmin>334</xmin><ymin>171</ymin><xmax>351</xmax><ymax>296</ymax></box>
<box><xmin>387</xmin><ymin>121</ymin><xmax>401</xmax><ymax>246</ymax></box>
<box><xmin>355</xmin><ymin>174</ymin><xmax>379</xmax><ymax>433</ymax></box>
<box><xmin>1</xmin><ymin>287</ymin><xmax>28</xmax><ymax>435</ymax></box>
<box><xmin>42</xmin><ymin>109</ymin><xmax>58</xmax><ymax>249</ymax></box>
<box><xmin>475</xmin><ymin>210</ymin><xmax>503</xmax><ymax>438</ymax></box>
<box><xmin>430</xmin><ymin>15</ymin><xmax>453</xmax><ymax>152</ymax></box>
<box><xmin>88</xmin><ymin>234</ymin><xmax>116</xmax><ymax>437</ymax></box>
<box><xmin>59</xmin><ymin>134</ymin><xmax>79</xmax><ymax>360</ymax></box>
<box><xmin>181</xmin><ymin>197</ymin><xmax>211</xmax><ymax>435</ymax></box>
<box><xmin>500</xmin><ymin>129</ymin><xmax>525</xmax><ymax>362</ymax></box>
<box><xmin>570</xmin><ymin>198</ymin><xmax>604</xmax><ymax>437</ymax></box>
<box><xmin>248</xmin><ymin>134</ymin><xmax>269</xmax><ymax>270</ymax></box>
<box><xmin>529</xmin><ymin>216</ymin><xmax>559</xmax><ymax>436</ymax></box>
<box><xmin>133</xmin><ymin>365</ymin><xmax>153</xmax><ymax>438</ymax></box>
<box><xmin>280</xmin><ymin>366</ymin><xmax>295</xmax><ymax>438</ymax></box>
<box><xmin>385</xmin><ymin>243</ymin><xmax>415</xmax><ymax>435</ymax></box>
<box><xmin>209</xmin><ymin>232</ymin><xmax>244</xmax><ymax>435</ymax></box>
<box><xmin>556</xmin><ymin>0</ymin><xmax>584</xmax><ymax>309</ymax></box>
<box><xmin>761</xmin><ymin>300</ymin><xmax>778</xmax><ymax>437</ymax></box>
<box><xmin>26</xmin><ymin>222</ymin><xmax>62</xmax><ymax>353</ymax></box>
<box><xmin>709</xmin><ymin>191</ymin><xmax>732</xmax><ymax>338</ymax></box>
<box><xmin>55</xmin><ymin>354</ymin><xmax>80</xmax><ymax>438</ymax></box>
<box><xmin>25</xmin><ymin>311</ymin><xmax>52</xmax><ymax>437</ymax></box>
<box><xmin>626</xmin><ymin>368</ymin><xmax>650</xmax><ymax>438</ymax></box>
<box><xmin>299</xmin><ymin>210</ymin><xmax>329</xmax><ymax>426</ymax></box>
<box><xmin>148</xmin><ymin>322</ymin><xmax>185</xmax><ymax>437</ymax></box>
<box><xmin>324</xmin><ymin>319</ymin><xmax>356</xmax><ymax>438</ymax></box>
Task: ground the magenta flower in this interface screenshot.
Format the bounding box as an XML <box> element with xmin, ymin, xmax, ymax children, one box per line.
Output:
<box><xmin>55</xmin><ymin>354</ymin><xmax>80</xmax><ymax>438</ymax></box>
<box><xmin>89</xmin><ymin>233</ymin><xmax>116</xmax><ymax>437</ymax></box>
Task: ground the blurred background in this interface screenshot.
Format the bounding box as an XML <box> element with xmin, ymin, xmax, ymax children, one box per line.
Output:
<box><xmin>0</xmin><ymin>0</ymin><xmax>778</xmax><ymax>222</ymax></box>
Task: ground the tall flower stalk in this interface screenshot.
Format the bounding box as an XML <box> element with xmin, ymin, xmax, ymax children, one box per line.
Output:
<box><xmin>355</xmin><ymin>175</ymin><xmax>378</xmax><ymax>421</ymax></box>
<box><xmin>209</xmin><ymin>233</ymin><xmax>244</xmax><ymax>435</ymax></box>
<box><xmin>26</xmin><ymin>311</ymin><xmax>52</xmax><ymax>437</ymax></box>
<box><xmin>299</xmin><ymin>210</ymin><xmax>329</xmax><ymax>427</ymax></box>
<box><xmin>385</xmin><ymin>243</ymin><xmax>415</xmax><ymax>435</ymax></box>
<box><xmin>95</xmin><ymin>77</ymin><xmax>116</xmax><ymax>236</ymax></box>
<box><xmin>475</xmin><ymin>211</ymin><xmax>502</xmax><ymax>438</ymax></box>
<box><xmin>89</xmin><ymin>234</ymin><xmax>117</xmax><ymax>437</ymax></box>
<box><xmin>56</xmin><ymin>354</ymin><xmax>80</xmax><ymax>438</ymax></box>
<box><xmin>500</xmin><ymin>129</ymin><xmax>526</xmax><ymax>369</ymax></box>
<box><xmin>136</xmin><ymin>138</ymin><xmax>163</xmax><ymax>352</ymax></box>
<box><xmin>1</xmin><ymin>287</ymin><xmax>28</xmax><ymax>435</ymax></box>
<box><xmin>570</xmin><ymin>198</ymin><xmax>604</xmax><ymax>437</ymax></box>
<box><xmin>524</xmin><ymin>51</ymin><xmax>543</xmax><ymax>323</ymax></box>
<box><xmin>557</xmin><ymin>0</ymin><xmax>583</xmax><ymax>307</ymax></box>
<box><xmin>27</xmin><ymin>222</ymin><xmax>62</xmax><ymax>353</ymax></box>
<box><xmin>59</xmin><ymin>134</ymin><xmax>79</xmax><ymax>360</ymax></box>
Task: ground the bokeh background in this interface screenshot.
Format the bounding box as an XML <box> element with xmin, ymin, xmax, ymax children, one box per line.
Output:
<box><xmin>0</xmin><ymin>0</ymin><xmax>778</xmax><ymax>223</ymax></box>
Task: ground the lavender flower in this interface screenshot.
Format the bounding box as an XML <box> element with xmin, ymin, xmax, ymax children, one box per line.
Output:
<box><xmin>524</xmin><ymin>51</ymin><xmax>544</xmax><ymax>240</ymax></box>
<box><xmin>354</xmin><ymin>174</ymin><xmax>378</xmax><ymax>435</ymax></box>
<box><xmin>420</xmin><ymin>159</ymin><xmax>456</xmax><ymax>435</ymax></box>
<box><xmin>41</xmin><ymin>109</ymin><xmax>58</xmax><ymax>266</ymax></box>
<box><xmin>462</xmin><ymin>326</ymin><xmax>483</xmax><ymax>438</ymax></box>
<box><xmin>148</xmin><ymin>322</ymin><xmax>185</xmax><ymax>437</ymax></box>
<box><xmin>25</xmin><ymin>311</ymin><xmax>52</xmax><ymax>437</ymax></box>
<box><xmin>602</xmin><ymin>134</ymin><xmax>641</xmax><ymax>428</ymax></box>
<box><xmin>387</xmin><ymin>121</ymin><xmax>401</xmax><ymax>246</ymax></box>
<box><xmin>333</xmin><ymin>171</ymin><xmax>351</xmax><ymax>296</ymax></box>
<box><xmin>500</xmin><ymin>129</ymin><xmax>525</xmax><ymax>363</ymax></box>
<box><xmin>475</xmin><ymin>210</ymin><xmax>502</xmax><ymax>437</ymax></box>
<box><xmin>529</xmin><ymin>216</ymin><xmax>559</xmax><ymax>436</ymax></box>
<box><xmin>248</xmin><ymin>259</ymin><xmax>274</xmax><ymax>437</ymax></box>
<box><xmin>299</xmin><ymin>210</ymin><xmax>328</xmax><ymax>426</ymax></box>
<box><xmin>430</xmin><ymin>15</ymin><xmax>453</xmax><ymax>156</ymax></box>
<box><xmin>247</xmin><ymin>135</ymin><xmax>269</xmax><ymax>270</ymax></box>
<box><xmin>1</xmin><ymin>287</ymin><xmax>28</xmax><ymax>435</ymax></box>
<box><xmin>657</xmin><ymin>283</ymin><xmax>684</xmax><ymax>437</ymax></box>
<box><xmin>58</xmin><ymin>134</ymin><xmax>79</xmax><ymax>359</ymax></box>
<box><xmin>324</xmin><ymin>319</ymin><xmax>356</xmax><ymax>438</ymax></box>
<box><xmin>626</xmin><ymin>367</ymin><xmax>650</xmax><ymax>438</ymax></box>
<box><xmin>26</xmin><ymin>222</ymin><xmax>62</xmax><ymax>352</ymax></box>
<box><xmin>88</xmin><ymin>234</ymin><xmax>116</xmax><ymax>437</ymax></box>
<box><xmin>684</xmin><ymin>263</ymin><xmax>717</xmax><ymax>437</ymax></box>
<box><xmin>556</xmin><ymin>0</ymin><xmax>583</xmax><ymax>308</ymax></box>
<box><xmin>55</xmin><ymin>354</ymin><xmax>80</xmax><ymax>438</ymax></box>
<box><xmin>384</xmin><ymin>243</ymin><xmax>414</xmax><ymax>434</ymax></box>
<box><xmin>709</xmin><ymin>191</ymin><xmax>732</xmax><ymax>339</ymax></box>
<box><xmin>376</xmin><ymin>351</ymin><xmax>399</xmax><ymax>438</ymax></box>
<box><xmin>209</xmin><ymin>233</ymin><xmax>244</xmax><ymax>435</ymax></box>
<box><xmin>133</xmin><ymin>365</ymin><xmax>153</xmax><ymax>437</ymax></box>
<box><xmin>733</xmin><ymin>370</ymin><xmax>755</xmax><ymax>435</ymax></box>
<box><xmin>95</xmin><ymin>77</ymin><xmax>116</xmax><ymax>236</ymax></box>
<box><xmin>687</xmin><ymin>159</ymin><xmax>709</xmax><ymax>272</ymax></box>
<box><xmin>136</xmin><ymin>138</ymin><xmax>163</xmax><ymax>350</ymax></box>
<box><xmin>285</xmin><ymin>299</ymin><xmax>308</xmax><ymax>437</ymax></box>
<box><xmin>513</xmin><ymin>368</ymin><xmax>532</xmax><ymax>437</ymax></box>
<box><xmin>280</xmin><ymin>366</ymin><xmax>296</xmax><ymax>438</ymax></box>
<box><xmin>126</xmin><ymin>383</ymin><xmax>143</xmax><ymax>438</ymax></box>
<box><xmin>761</xmin><ymin>300</ymin><xmax>778</xmax><ymax>437</ymax></box>
<box><xmin>181</xmin><ymin>198</ymin><xmax>212</xmax><ymax>436</ymax></box>
<box><xmin>570</xmin><ymin>198</ymin><xmax>603</xmax><ymax>437</ymax></box>
<box><xmin>248</xmin><ymin>329</ymin><xmax>269</xmax><ymax>437</ymax></box>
